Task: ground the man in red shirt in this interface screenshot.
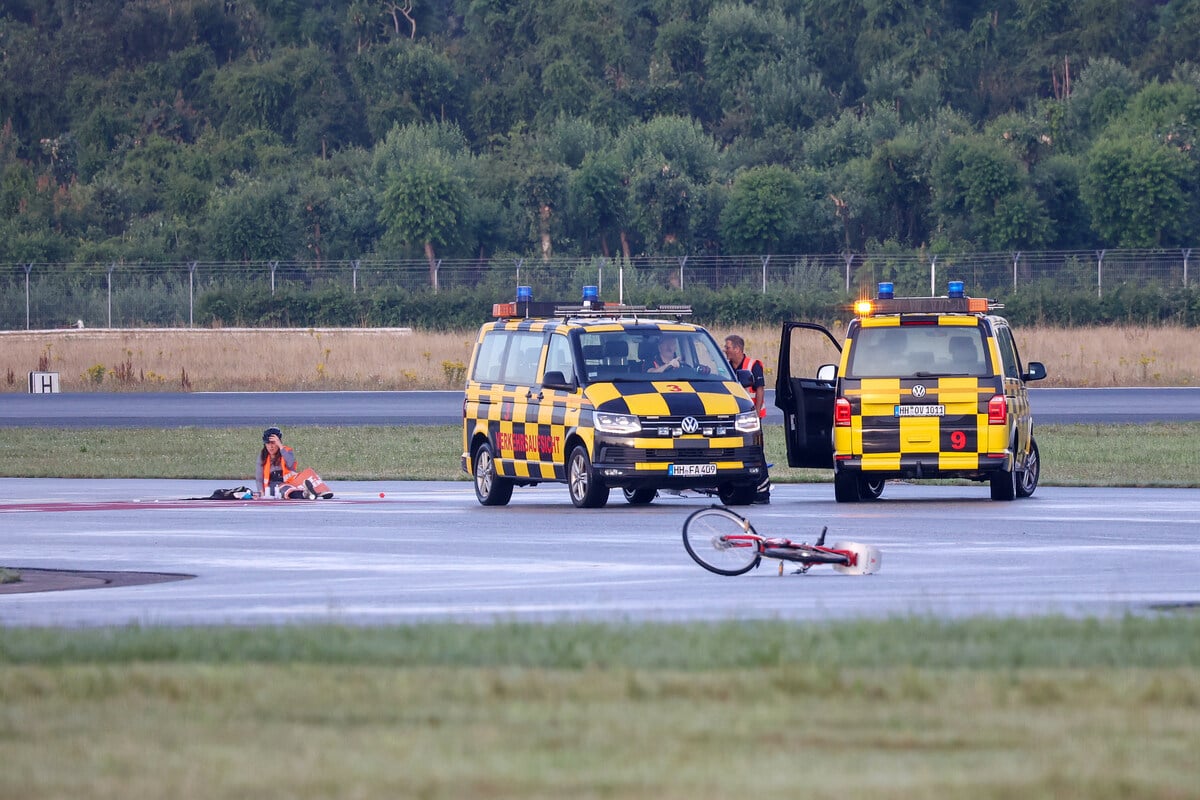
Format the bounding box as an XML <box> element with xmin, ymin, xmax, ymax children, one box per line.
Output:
<box><xmin>723</xmin><ymin>335</ymin><xmax>771</xmax><ymax>504</ymax></box>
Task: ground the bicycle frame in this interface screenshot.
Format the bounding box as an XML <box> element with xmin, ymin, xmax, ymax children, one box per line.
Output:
<box><xmin>763</xmin><ymin>538</ymin><xmax>853</xmax><ymax>569</ymax></box>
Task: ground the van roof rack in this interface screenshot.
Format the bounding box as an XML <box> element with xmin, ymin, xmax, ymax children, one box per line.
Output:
<box><xmin>493</xmin><ymin>299</ymin><xmax>693</xmax><ymax>320</ymax></box>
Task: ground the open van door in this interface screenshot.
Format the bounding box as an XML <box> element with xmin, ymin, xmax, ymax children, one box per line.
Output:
<box><xmin>775</xmin><ymin>322</ymin><xmax>842</xmax><ymax>469</ymax></box>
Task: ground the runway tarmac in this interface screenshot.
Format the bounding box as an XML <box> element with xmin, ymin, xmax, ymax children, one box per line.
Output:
<box><xmin>3</xmin><ymin>478</ymin><xmax>1198</xmax><ymax>628</ymax></box>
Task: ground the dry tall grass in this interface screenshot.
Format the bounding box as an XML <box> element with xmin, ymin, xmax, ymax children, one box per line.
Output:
<box><xmin>1</xmin><ymin>324</ymin><xmax>1197</xmax><ymax>392</ymax></box>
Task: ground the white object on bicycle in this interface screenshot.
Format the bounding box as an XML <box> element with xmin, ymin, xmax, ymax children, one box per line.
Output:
<box><xmin>831</xmin><ymin>542</ymin><xmax>881</xmax><ymax>575</ymax></box>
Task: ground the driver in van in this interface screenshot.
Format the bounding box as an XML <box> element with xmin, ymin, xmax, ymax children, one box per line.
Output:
<box><xmin>646</xmin><ymin>335</ymin><xmax>712</xmax><ymax>375</ymax></box>
<box><xmin>646</xmin><ymin>336</ymin><xmax>683</xmax><ymax>373</ymax></box>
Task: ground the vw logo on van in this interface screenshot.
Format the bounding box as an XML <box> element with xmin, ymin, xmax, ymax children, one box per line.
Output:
<box><xmin>680</xmin><ymin>416</ymin><xmax>700</xmax><ymax>434</ymax></box>
<box><xmin>911</xmin><ymin>384</ymin><xmax>927</xmax><ymax>398</ymax></box>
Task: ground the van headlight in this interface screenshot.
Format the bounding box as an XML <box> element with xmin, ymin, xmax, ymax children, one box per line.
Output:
<box><xmin>594</xmin><ymin>412</ymin><xmax>641</xmax><ymax>434</ymax></box>
<box><xmin>735</xmin><ymin>410</ymin><xmax>760</xmax><ymax>433</ymax></box>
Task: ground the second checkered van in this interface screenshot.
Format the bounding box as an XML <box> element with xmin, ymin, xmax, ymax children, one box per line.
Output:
<box><xmin>776</xmin><ymin>282</ymin><xmax>1047</xmax><ymax>502</ymax></box>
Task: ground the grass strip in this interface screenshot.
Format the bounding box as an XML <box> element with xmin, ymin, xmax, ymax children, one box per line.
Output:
<box><xmin>4</xmin><ymin>616</ymin><xmax>1199</xmax><ymax>668</ymax></box>
<box><xmin>1</xmin><ymin>422</ymin><xmax>1199</xmax><ymax>486</ymax></box>
<box><xmin>3</xmin><ymin>619</ymin><xmax>1199</xmax><ymax>800</ymax></box>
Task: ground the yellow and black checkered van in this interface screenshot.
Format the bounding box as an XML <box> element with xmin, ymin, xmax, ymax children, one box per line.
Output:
<box><xmin>776</xmin><ymin>282</ymin><xmax>1047</xmax><ymax>502</ymax></box>
<box><xmin>462</xmin><ymin>298</ymin><xmax>766</xmax><ymax>508</ymax></box>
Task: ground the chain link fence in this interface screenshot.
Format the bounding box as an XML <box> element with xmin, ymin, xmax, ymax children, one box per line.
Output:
<box><xmin>2</xmin><ymin>248</ymin><xmax>1195</xmax><ymax>329</ymax></box>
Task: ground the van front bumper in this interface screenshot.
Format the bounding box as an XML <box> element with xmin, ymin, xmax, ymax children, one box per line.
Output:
<box><xmin>594</xmin><ymin>440</ymin><xmax>766</xmax><ymax>489</ymax></box>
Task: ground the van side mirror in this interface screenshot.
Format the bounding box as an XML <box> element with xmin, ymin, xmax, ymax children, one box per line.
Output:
<box><xmin>542</xmin><ymin>370</ymin><xmax>576</xmax><ymax>390</ymax></box>
<box><xmin>1022</xmin><ymin>361</ymin><xmax>1047</xmax><ymax>382</ymax></box>
<box><xmin>735</xmin><ymin>368</ymin><xmax>754</xmax><ymax>389</ymax></box>
<box><xmin>816</xmin><ymin>363</ymin><xmax>838</xmax><ymax>382</ymax></box>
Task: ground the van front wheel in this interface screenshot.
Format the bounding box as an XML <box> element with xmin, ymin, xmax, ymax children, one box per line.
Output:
<box><xmin>568</xmin><ymin>445</ymin><xmax>610</xmax><ymax>508</ymax></box>
<box><xmin>1016</xmin><ymin>438</ymin><xmax>1040</xmax><ymax>498</ymax></box>
<box><xmin>473</xmin><ymin>443</ymin><xmax>514</xmax><ymax>506</ymax></box>
<box><xmin>858</xmin><ymin>476</ymin><xmax>885</xmax><ymax>500</ymax></box>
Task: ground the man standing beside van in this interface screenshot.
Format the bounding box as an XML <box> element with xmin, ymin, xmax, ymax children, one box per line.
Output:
<box><xmin>724</xmin><ymin>335</ymin><xmax>766</xmax><ymax>416</ymax></box>
<box><xmin>724</xmin><ymin>334</ymin><xmax>771</xmax><ymax>504</ymax></box>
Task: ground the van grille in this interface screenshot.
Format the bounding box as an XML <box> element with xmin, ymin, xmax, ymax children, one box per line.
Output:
<box><xmin>636</xmin><ymin>415</ymin><xmax>741</xmax><ymax>437</ymax></box>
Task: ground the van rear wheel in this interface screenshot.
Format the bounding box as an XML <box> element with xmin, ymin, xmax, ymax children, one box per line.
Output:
<box><xmin>989</xmin><ymin>456</ymin><xmax>1018</xmax><ymax>501</ymax></box>
<box><xmin>568</xmin><ymin>445</ymin><xmax>610</xmax><ymax>508</ymax></box>
<box><xmin>834</xmin><ymin>471</ymin><xmax>860</xmax><ymax>503</ymax></box>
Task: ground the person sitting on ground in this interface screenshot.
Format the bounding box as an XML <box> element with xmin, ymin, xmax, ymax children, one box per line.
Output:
<box><xmin>256</xmin><ymin>427</ymin><xmax>333</xmax><ymax>499</ymax></box>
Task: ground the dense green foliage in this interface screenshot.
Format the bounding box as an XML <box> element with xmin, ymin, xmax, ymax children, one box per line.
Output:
<box><xmin>189</xmin><ymin>283</ymin><xmax>1200</xmax><ymax>329</ymax></box>
<box><xmin>2</xmin><ymin>0</ymin><xmax>1199</xmax><ymax>270</ymax></box>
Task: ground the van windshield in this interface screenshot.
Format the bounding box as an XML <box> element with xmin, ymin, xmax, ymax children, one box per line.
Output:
<box><xmin>576</xmin><ymin>330</ymin><xmax>735</xmax><ymax>384</ymax></box>
<box><xmin>847</xmin><ymin>325</ymin><xmax>989</xmax><ymax>378</ymax></box>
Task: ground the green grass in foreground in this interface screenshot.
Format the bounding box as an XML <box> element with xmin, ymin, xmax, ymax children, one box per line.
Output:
<box><xmin>1</xmin><ymin>422</ymin><xmax>1199</xmax><ymax>486</ymax></box>
<box><xmin>2</xmin><ymin>619</ymin><xmax>1199</xmax><ymax>800</ymax></box>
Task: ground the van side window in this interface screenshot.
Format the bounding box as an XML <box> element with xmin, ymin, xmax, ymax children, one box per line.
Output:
<box><xmin>545</xmin><ymin>334</ymin><xmax>575</xmax><ymax>381</ymax></box>
<box><xmin>471</xmin><ymin>331</ymin><xmax>508</xmax><ymax>383</ymax></box>
<box><xmin>996</xmin><ymin>327</ymin><xmax>1020</xmax><ymax>379</ymax></box>
<box><xmin>501</xmin><ymin>330</ymin><xmax>546</xmax><ymax>385</ymax></box>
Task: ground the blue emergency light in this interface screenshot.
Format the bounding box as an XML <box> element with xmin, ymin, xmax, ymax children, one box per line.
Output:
<box><xmin>516</xmin><ymin>285</ymin><xmax>533</xmax><ymax>302</ymax></box>
<box><xmin>947</xmin><ymin>280</ymin><xmax>964</xmax><ymax>298</ymax></box>
<box><xmin>582</xmin><ymin>285</ymin><xmax>599</xmax><ymax>306</ymax></box>
<box><xmin>877</xmin><ymin>282</ymin><xmax>894</xmax><ymax>300</ymax></box>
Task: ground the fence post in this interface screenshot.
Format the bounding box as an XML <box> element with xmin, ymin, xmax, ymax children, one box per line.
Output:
<box><xmin>107</xmin><ymin>263</ymin><xmax>115</xmax><ymax>328</ymax></box>
<box><xmin>1184</xmin><ymin>248</ymin><xmax>1191</xmax><ymax>288</ymax></box>
<box><xmin>186</xmin><ymin>261</ymin><xmax>195</xmax><ymax>326</ymax></box>
<box><xmin>598</xmin><ymin>257</ymin><xmax>606</xmax><ymax>296</ymax></box>
<box><xmin>760</xmin><ymin>255</ymin><xmax>770</xmax><ymax>294</ymax></box>
<box><xmin>843</xmin><ymin>252</ymin><xmax>853</xmax><ymax>293</ymax></box>
<box><xmin>930</xmin><ymin>255</ymin><xmax>936</xmax><ymax>296</ymax></box>
<box><xmin>1012</xmin><ymin>251</ymin><xmax>1021</xmax><ymax>292</ymax></box>
<box><xmin>270</xmin><ymin>260</ymin><xmax>278</xmax><ymax>295</ymax></box>
<box><xmin>352</xmin><ymin>259</ymin><xmax>360</xmax><ymax>294</ymax></box>
<box><xmin>24</xmin><ymin>263</ymin><xmax>32</xmax><ymax>330</ymax></box>
<box><xmin>1096</xmin><ymin>249</ymin><xmax>1105</xmax><ymax>298</ymax></box>
<box><xmin>678</xmin><ymin>256</ymin><xmax>687</xmax><ymax>291</ymax></box>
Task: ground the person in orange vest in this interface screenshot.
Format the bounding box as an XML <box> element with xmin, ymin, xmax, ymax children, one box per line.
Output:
<box><xmin>723</xmin><ymin>335</ymin><xmax>771</xmax><ymax>504</ymax></box>
<box><xmin>256</xmin><ymin>427</ymin><xmax>333</xmax><ymax>499</ymax></box>
<box><xmin>723</xmin><ymin>335</ymin><xmax>766</xmax><ymax>417</ymax></box>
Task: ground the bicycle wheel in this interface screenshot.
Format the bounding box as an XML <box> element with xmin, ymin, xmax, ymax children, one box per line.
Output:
<box><xmin>682</xmin><ymin>506</ymin><xmax>762</xmax><ymax>576</ymax></box>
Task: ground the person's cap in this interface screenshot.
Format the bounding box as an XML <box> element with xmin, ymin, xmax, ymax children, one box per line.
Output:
<box><xmin>263</xmin><ymin>426</ymin><xmax>283</xmax><ymax>442</ymax></box>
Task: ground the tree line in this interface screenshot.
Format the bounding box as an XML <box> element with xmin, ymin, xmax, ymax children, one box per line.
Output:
<box><xmin>2</xmin><ymin>0</ymin><xmax>1199</xmax><ymax>283</ymax></box>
